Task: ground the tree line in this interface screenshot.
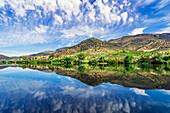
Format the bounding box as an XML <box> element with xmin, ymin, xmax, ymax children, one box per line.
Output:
<box><xmin>1</xmin><ymin>52</ymin><xmax>169</xmax><ymax>65</ymax></box>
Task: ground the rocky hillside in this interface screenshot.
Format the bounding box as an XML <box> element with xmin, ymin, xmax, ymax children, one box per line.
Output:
<box><xmin>60</xmin><ymin>37</ymin><xmax>122</xmax><ymax>54</ymax></box>
<box><xmin>0</xmin><ymin>54</ymin><xmax>10</xmax><ymax>60</ymax></box>
<box><xmin>29</xmin><ymin>47</ymin><xmax>68</xmax><ymax>56</ymax></box>
<box><xmin>109</xmin><ymin>33</ymin><xmax>170</xmax><ymax>52</ymax></box>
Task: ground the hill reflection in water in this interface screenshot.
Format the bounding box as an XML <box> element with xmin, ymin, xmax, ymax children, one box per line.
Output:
<box><xmin>15</xmin><ymin>64</ymin><xmax>170</xmax><ymax>90</ymax></box>
<box><xmin>0</xmin><ymin>66</ymin><xmax>169</xmax><ymax>113</ymax></box>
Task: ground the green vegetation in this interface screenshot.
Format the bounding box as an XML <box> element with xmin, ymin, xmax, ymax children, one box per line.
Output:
<box><xmin>49</xmin><ymin>54</ymin><xmax>55</xmax><ymax>59</ymax></box>
<box><xmin>1</xmin><ymin>51</ymin><xmax>169</xmax><ymax>66</ymax></box>
<box><xmin>0</xmin><ymin>36</ymin><xmax>169</xmax><ymax>66</ymax></box>
<box><xmin>1</xmin><ymin>60</ymin><xmax>7</xmax><ymax>64</ymax></box>
<box><xmin>124</xmin><ymin>55</ymin><xmax>134</xmax><ymax>64</ymax></box>
<box><xmin>77</xmin><ymin>53</ymin><xmax>86</xmax><ymax>60</ymax></box>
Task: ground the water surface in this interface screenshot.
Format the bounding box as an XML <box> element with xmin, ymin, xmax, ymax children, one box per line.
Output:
<box><xmin>0</xmin><ymin>65</ymin><xmax>169</xmax><ymax>113</ymax></box>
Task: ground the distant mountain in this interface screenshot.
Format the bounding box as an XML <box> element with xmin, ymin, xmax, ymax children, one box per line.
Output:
<box><xmin>109</xmin><ymin>33</ymin><xmax>170</xmax><ymax>52</ymax></box>
<box><xmin>0</xmin><ymin>54</ymin><xmax>10</xmax><ymax>60</ymax></box>
<box><xmin>6</xmin><ymin>33</ymin><xmax>170</xmax><ymax>59</ymax></box>
<box><xmin>60</xmin><ymin>37</ymin><xmax>122</xmax><ymax>54</ymax></box>
<box><xmin>29</xmin><ymin>47</ymin><xmax>68</xmax><ymax>56</ymax></box>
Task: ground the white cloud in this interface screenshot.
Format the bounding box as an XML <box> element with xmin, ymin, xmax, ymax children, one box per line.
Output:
<box><xmin>157</xmin><ymin>28</ymin><xmax>170</xmax><ymax>33</ymax></box>
<box><xmin>0</xmin><ymin>49</ymin><xmax>39</xmax><ymax>57</ymax></box>
<box><xmin>54</xmin><ymin>14</ymin><xmax>63</xmax><ymax>25</ymax></box>
<box><xmin>121</xmin><ymin>12</ymin><xmax>128</xmax><ymax>25</ymax></box>
<box><xmin>120</xmin><ymin>5</ymin><xmax>124</xmax><ymax>10</ymax></box>
<box><xmin>0</xmin><ymin>0</ymin><xmax>5</xmax><ymax>8</ymax></box>
<box><xmin>57</xmin><ymin>0</ymin><xmax>82</xmax><ymax>19</ymax></box>
<box><xmin>0</xmin><ymin>0</ymin><xmax>135</xmax><ymax>28</ymax></box>
<box><xmin>60</xmin><ymin>25</ymin><xmax>107</xmax><ymax>38</ymax></box>
<box><xmin>158</xmin><ymin>27</ymin><xmax>170</xmax><ymax>33</ymax></box>
<box><xmin>24</xmin><ymin>4</ymin><xmax>35</xmax><ymax>10</ymax></box>
<box><xmin>156</xmin><ymin>23</ymin><xmax>170</xmax><ymax>33</ymax></box>
<box><xmin>103</xmin><ymin>0</ymin><xmax>109</xmax><ymax>4</ymax></box>
<box><xmin>136</xmin><ymin>0</ymin><xmax>156</xmax><ymax>6</ymax></box>
<box><xmin>93</xmin><ymin>0</ymin><xmax>130</xmax><ymax>25</ymax></box>
<box><xmin>128</xmin><ymin>27</ymin><xmax>147</xmax><ymax>35</ymax></box>
<box><xmin>129</xmin><ymin>17</ymin><xmax>134</xmax><ymax>22</ymax></box>
<box><xmin>155</xmin><ymin>0</ymin><xmax>170</xmax><ymax>9</ymax></box>
<box><xmin>0</xmin><ymin>0</ymin><xmax>137</xmax><ymax>52</ymax></box>
<box><xmin>130</xmin><ymin>88</ymin><xmax>149</xmax><ymax>96</ymax></box>
<box><xmin>159</xmin><ymin>89</ymin><xmax>170</xmax><ymax>95</ymax></box>
<box><xmin>88</xmin><ymin>10</ymin><xmax>96</xmax><ymax>22</ymax></box>
<box><xmin>35</xmin><ymin>25</ymin><xmax>49</xmax><ymax>33</ymax></box>
<box><xmin>0</xmin><ymin>29</ymin><xmax>49</xmax><ymax>48</ymax></box>
<box><xmin>144</xmin><ymin>0</ymin><xmax>156</xmax><ymax>5</ymax></box>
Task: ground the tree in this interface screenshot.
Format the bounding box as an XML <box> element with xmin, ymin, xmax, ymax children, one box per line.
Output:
<box><xmin>77</xmin><ymin>53</ymin><xmax>86</xmax><ymax>60</ymax></box>
<box><xmin>124</xmin><ymin>55</ymin><xmax>134</xmax><ymax>64</ymax></box>
<box><xmin>78</xmin><ymin>66</ymin><xmax>86</xmax><ymax>73</ymax></box>
<box><xmin>138</xmin><ymin>55</ymin><xmax>151</xmax><ymax>64</ymax></box>
<box><xmin>163</xmin><ymin>55</ymin><xmax>170</xmax><ymax>61</ymax></box>
<box><xmin>22</xmin><ymin>56</ymin><xmax>26</xmax><ymax>60</ymax></box>
<box><xmin>98</xmin><ymin>56</ymin><xmax>105</xmax><ymax>63</ymax></box>
<box><xmin>49</xmin><ymin>54</ymin><xmax>54</xmax><ymax>59</ymax></box>
<box><xmin>56</xmin><ymin>54</ymin><xmax>61</xmax><ymax>58</ymax></box>
<box><xmin>28</xmin><ymin>56</ymin><xmax>32</xmax><ymax>60</ymax></box>
<box><xmin>151</xmin><ymin>54</ymin><xmax>163</xmax><ymax>64</ymax></box>
<box><xmin>64</xmin><ymin>57</ymin><xmax>74</xmax><ymax>64</ymax></box>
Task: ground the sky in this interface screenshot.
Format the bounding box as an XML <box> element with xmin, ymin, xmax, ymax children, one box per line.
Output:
<box><xmin>0</xmin><ymin>0</ymin><xmax>170</xmax><ymax>56</ymax></box>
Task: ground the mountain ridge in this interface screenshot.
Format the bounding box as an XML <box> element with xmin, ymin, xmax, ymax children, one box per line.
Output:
<box><xmin>28</xmin><ymin>47</ymin><xmax>68</xmax><ymax>57</ymax></box>
<box><xmin>59</xmin><ymin>37</ymin><xmax>123</xmax><ymax>55</ymax></box>
<box><xmin>109</xmin><ymin>33</ymin><xmax>170</xmax><ymax>52</ymax></box>
<box><xmin>0</xmin><ymin>33</ymin><xmax>169</xmax><ymax>60</ymax></box>
<box><xmin>0</xmin><ymin>54</ymin><xmax>10</xmax><ymax>60</ymax></box>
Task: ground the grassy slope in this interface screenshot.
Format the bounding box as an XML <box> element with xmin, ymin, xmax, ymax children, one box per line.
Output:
<box><xmin>55</xmin><ymin>35</ymin><xmax>169</xmax><ymax>59</ymax></box>
<box><xmin>10</xmin><ymin>33</ymin><xmax>169</xmax><ymax>60</ymax></box>
<box><xmin>61</xmin><ymin>37</ymin><xmax>122</xmax><ymax>54</ymax></box>
<box><xmin>109</xmin><ymin>34</ymin><xmax>170</xmax><ymax>52</ymax></box>
<box><xmin>57</xmin><ymin>37</ymin><xmax>124</xmax><ymax>59</ymax></box>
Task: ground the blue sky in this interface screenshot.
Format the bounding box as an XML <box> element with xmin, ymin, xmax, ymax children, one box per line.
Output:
<box><xmin>0</xmin><ymin>0</ymin><xmax>169</xmax><ymax>56</ymax></box>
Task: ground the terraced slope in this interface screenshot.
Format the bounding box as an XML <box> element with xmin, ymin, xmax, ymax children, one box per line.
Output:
<box><xmin>109</xmin><ymin>33</ymin><xmax>170</xmax><ymax>52</ymax></box>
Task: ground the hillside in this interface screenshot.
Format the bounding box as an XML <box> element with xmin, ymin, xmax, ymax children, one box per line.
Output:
<box><xmin>109</xmin><ymin>33</ymin><xmax>170</xmax><ymax>52</ymax></box>
<box><xmin>29</xmin><ymin>47</ymin><xmax>68</xmax><ymax>56</ymax></box>
<box><xmin>4</xmin><ymin>33</ymin><xmax>169</xmax><ymax>60</ymax></box>
<box><xmin>0</xmin><ymin>54</ymin><xmax>10</xmax><ymax>60</ymax></box>
<box><xmin>60</xmin><ymin>37</ymin><xmax>122</xmax><ymax>55</ymax></box>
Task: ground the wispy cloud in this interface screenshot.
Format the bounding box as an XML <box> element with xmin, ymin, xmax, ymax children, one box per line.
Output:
<box><xmin>0</xmin><ymin>49</ymin><xmax>37</xmax><ymax>57</ymax></box>
<box><xmin>154</xmin><ymin>0</ymin><xmax>170</xmax><ymax>9</ymax></box>
<box><xmin>0</xmin><ymin>29</ymin><xmax>49</xmax><ymax>47</ymax></box>
<box><xmin>60</xmin><ymin>25</ymin><xmax>106</xmax><ymax>38</ymax></box>
<box><xmin>0</xmin><ymin>0</ymin><xmax>169</xmax><ymax>55</ymax></box>
<box><xmin>156</xmin><ymin>23</ymin><xmax>170</xmax><ymax>33</ymax></box>
<box><xmin>135</xmin><ymin>0</ymin><xmax>156</xmax><ymax>6</ymax></box>
<box><xmin>35</xmin><ymin>25</ymin><xmax>49</xmax><ymax>33</ymax></box>
<box><xmin>0</xmin><ymin>0</ymin><xmax>136</xmax><ymax>48</ymax></box>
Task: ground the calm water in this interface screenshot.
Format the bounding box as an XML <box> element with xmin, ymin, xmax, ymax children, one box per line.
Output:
<box><xmin>0</xmin><ymin>65</ymin><xmax>169</xmax><ymax>113</ymax></box>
